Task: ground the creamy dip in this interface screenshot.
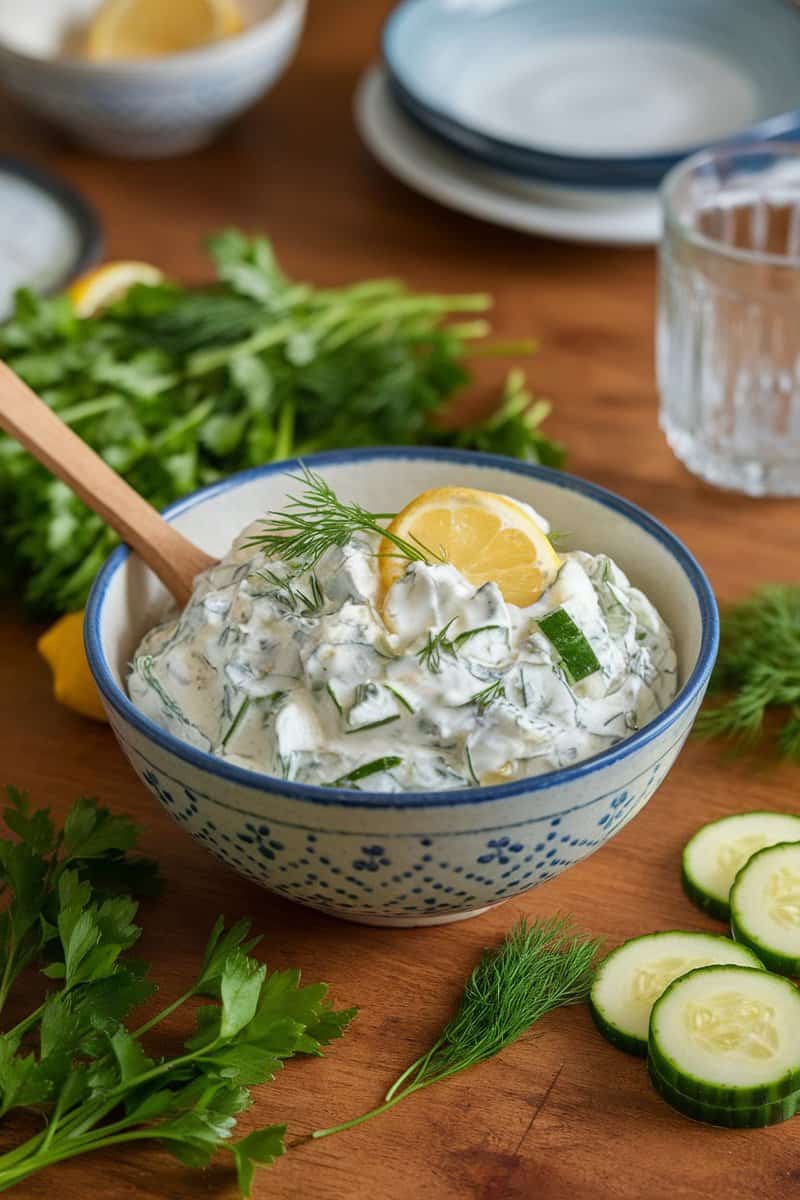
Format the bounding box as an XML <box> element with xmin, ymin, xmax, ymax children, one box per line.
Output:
<box><xmin>128</xmin><ymin>510</ymin><xmax>678</xmax><ymax>792</ymax></box>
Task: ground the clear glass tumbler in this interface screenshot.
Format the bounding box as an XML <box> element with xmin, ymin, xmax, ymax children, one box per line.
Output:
<box><xmin>658</xmin><ymin>144</ymin><xmax>800</xmax><ymax>496</ymax></box>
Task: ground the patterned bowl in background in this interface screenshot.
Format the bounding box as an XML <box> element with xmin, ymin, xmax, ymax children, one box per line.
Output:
<box><xmin>0</xmin><ymin>0</ymin><xmax>305</xmax><ymax>157</ymax></box>
<box><xmin>85</xmin><ymin>449</ymin><xmax>718</xmax><ymax>926</ymax></box>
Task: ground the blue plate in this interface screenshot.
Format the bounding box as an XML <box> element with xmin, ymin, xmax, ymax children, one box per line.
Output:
<box><xmin>383</xmin><ymin>0</ymin><xmax>800</xmax><ymax>189</ymax></box>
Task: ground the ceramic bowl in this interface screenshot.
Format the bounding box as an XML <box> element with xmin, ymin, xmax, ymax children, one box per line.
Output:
<box><xmin>0</xmin><ymin>0</ymin><xmax>305</xmax><ymax>157</ymax></box>
<box><xmin>85</xmin><ymin>449</ymin><xmax>718</xmax><ymax>927</ymax></box>
<box><xmin>383</xmin><ymin>0</ymin><xmax>800</xmax><ymax>189</ymax></box>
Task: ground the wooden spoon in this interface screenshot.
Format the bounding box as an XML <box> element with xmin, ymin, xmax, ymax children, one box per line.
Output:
<box><xmin>0</xmin><ymin>361</ymin><xmax>216</xmax><ymax>607</ymax></box>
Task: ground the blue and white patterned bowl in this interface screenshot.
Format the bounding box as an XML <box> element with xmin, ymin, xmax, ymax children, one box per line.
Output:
<box><xmin>0</xmin><ymin>0</ymin><xmax>305</xmax><ymax>157</ymax></box>
<box><xmin>383</xmin><ymin>0</ymin><xmax>800</xmax><ymax>189</ymax></box>
<box><xmin>85</xmin><ymin>449</ymin><xmax>718</xmax><ymax>926</ymax></box>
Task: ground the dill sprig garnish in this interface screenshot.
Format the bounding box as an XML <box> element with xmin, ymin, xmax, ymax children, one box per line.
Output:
<box><xmin>416</xmin><ymin>619</ymin><xmax>458</xmax><ymax>673</ymax></box>
<box><xmin>313</xmin><ymin>916</ymin><xmax>600</xmax><ymax>1139</ymax></box>
<box><xmin>695</xmin><ymin>585</ymin><xmax>800</xmax><ymax>760</ymax></box>
<box><xmin>465</xmin><ymin>679</ymin><xmax>505</xmax><ymax>714</ymax></box>
<box><xmin>246</xmin><ymin>469</ymin><xmax>436</xmax><ymax>570</ymax></box>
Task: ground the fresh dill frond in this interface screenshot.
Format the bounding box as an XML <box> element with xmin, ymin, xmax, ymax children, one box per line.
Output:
<box><xmin>416</xmin><ymin>619</ymin><xmax>458</xmax><ymax>673</ymax></box>
<box><xmin>695</xmin><ymin>585</ymin><xmax>800</xmax><ymax>761</ymax></box>
<box><xmin>313</xmin><ymin>916</ymin><xmax>600</xmax><ymax>1139</ymax></box>
<box><xmin>246</xmin><ymin>469</ymin><xmax>436</xmax><ymax>570</ymax></box>
<box><xmin>465</xmin><ymin>679</ymin><xmax>505</xmax><ymax>714</ymax></box>
<box><xmin>295</xmin><ymin>572</ymin><xmax>325</xmax><ymax>614</ymax></box>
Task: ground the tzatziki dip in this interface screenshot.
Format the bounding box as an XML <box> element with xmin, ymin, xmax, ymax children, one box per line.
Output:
<box><xmin>128</xmin><ymin>482</ymin><xmax>678</xmax><ymax>793</ymax></box>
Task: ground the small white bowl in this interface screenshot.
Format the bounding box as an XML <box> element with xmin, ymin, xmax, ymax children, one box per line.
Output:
<box><xmin>0</xmin><ymin>0</ymin><xmax>305</xmax><ymax>157</ymax></box>
<box><xmin>85</xmin><ymin>449</ymin><xmax>718</xmax><ymax>927</ymax></box>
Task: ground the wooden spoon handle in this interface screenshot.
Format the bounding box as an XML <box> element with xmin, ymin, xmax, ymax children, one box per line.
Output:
<box><xmin>0</xmin><ymin>361</ymin><xmax>215</xmax><ymax>607</ymax></box>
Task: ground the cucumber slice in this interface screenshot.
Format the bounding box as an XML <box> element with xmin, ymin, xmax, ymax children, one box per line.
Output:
<box><xmin>649</xmin><ymin>964</ymin><xmax>800</xmax><ymax>1107</ymax></box>
<box><xmin>589</xmin><ymin>931</ymin><xmax>764</xmax><ymax>1056</ymax></box>
<box><xmin>648</xmin><ymin>1058</ymin><xmax>800</xmax><ymax>1128</ymax></box>
<box><xmin>730</xmin><ymin>842</ymin><xmax>800</xmax><ymax>977</ymax></box>
<box><xmin>682</xmin><ymin>811</ymin><xmax>800</xmax><ymax>921</ymax></box>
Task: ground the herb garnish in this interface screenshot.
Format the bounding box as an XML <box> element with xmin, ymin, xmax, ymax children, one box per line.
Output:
<box><xmin>416</xmin><ymin>619</ymin><xmax>458</xmax><ymax>673</ymax></box>
<box><xmin>313</xmin><ymin>917</ymin><xmax>600</xmax><ymax>1139</ymax></box>
<box><xmin>222</xmin><ymin>696</ymin><xmax>251</xmax><ymax>748</ymax></box>
<box><xmin>539</xmin><ymin>609</ymin><xmax>601</xmax><ymax>683</ymax></box>
<box><xmin>465</xmin><ymin>679</ymin><xmax>506</xmax><ymax>714</ymax></box>
<box><xmin>331</xmin><ymin>757</ymin><xmax>403</xmax><ymax>787</ymax></box>
<box><xmin>695</xmin><ymin>585</ymin><xmax>800</xmax><ymax>760</ymax></box>
<box><xmin>247</xmin><ymin>469</ymin><xmax>437</xmax><ymax>571</ymax></box>
<box><xmin>0</xmin><ymin>788</ymin><xmax>354</xmax><ymax>1194</ymax></box>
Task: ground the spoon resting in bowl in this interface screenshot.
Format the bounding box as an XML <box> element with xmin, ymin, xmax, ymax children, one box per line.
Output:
<box><xmin>0</xmin><ymin>361</ymin><xmax>215</xmax><ymax>606</ymax></box>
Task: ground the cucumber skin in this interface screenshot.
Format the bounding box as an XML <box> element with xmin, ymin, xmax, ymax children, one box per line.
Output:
<box><xmin>648</xmin><ymin>966</ymin><xmax>800</xmax><ymax>1108</ymax></box>
<box><xmin>648</xmin><ymin>1059</ymin><xmax>800</xmax><ymax>1128</ymax></box>
<box><xmin>730</xmin><ymin>844</ymin><xmax>800</xmax><ymax>978</ymax></box>
<box><xmin>589</xmin><ymin>932</ymin><xmax>765</xmax><ymax>1058</ymax></box>
<box><xmin>680</xmin><ymin>856</ymin><xmax>730</xmax><ymax>922</ymax></box>
<box><xmin>588</xmin><ymin>994</ymin><xmax>648</xmax><ymax>1057</ymax></box>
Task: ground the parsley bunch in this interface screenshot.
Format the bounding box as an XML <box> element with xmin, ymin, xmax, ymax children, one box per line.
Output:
<box><xmin>0</xmin><ymin>231</ymin><xmax>562</xmax><ymax>617</ymax></box>
<box><xmin>0</xmin><ymin>789</ymin><xmax>354</xmax><ymax>1194</ymax></box>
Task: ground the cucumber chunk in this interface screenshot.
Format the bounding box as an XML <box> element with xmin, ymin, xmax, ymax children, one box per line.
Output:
<box><xmin>589</xmin><ymin>931</ymin><xmax>764</xmax><ymax>1056</ymax></box>
<box><xmin>682</xmin><ymin>812</ymin><xmax>800</xmax><ymax>921</ymax></box>
<box><xmin>730</xmin><ymin>842</ymin><xmax>800</xmax><ymax>977</ymax></box>
<box><xmin>649</xmin><ymin>964</ymin><xmax>800</xmax><ymax>1107</ymax></box>
<box><xmin>648</xmin><ymin>1058</ymin><xmax>800</xmax><ymax>1128</ymax></box>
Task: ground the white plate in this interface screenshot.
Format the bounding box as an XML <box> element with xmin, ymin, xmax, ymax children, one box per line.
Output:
<box><xmin>354</xmin><ymin>67</ymin><xmax>661</xmax><ymax>246</ymax></box>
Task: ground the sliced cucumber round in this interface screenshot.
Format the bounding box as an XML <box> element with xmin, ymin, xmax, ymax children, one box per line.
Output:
<box><xmin>649</xmin><ymin>964</ymin><xmax>800</xmax><ymax>1107</ymax></box>
<box><xmin>682</xmin><ymin>811</ymin><xmax>800</xmax><ymax>921</ymax></box>
<box><xmin>648</xmin><ymin>1058</ymin><xmax>800</xmax><ymax>1128</ymax></box>
<box><xmin>589</xmin><ymin>931</ymin><xmax>765</xmax><ymax>1056</ymax></box>
<box><xmin>730</xmin><ymin>842</ymin><xmax>800</xmax><ymax>977</ymax></box>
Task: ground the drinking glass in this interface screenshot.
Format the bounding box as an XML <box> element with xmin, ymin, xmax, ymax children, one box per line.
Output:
<box><xmin>658</xmin><ymin>144</ymin><xmax>800</xmax><ymax>496</ymax></box>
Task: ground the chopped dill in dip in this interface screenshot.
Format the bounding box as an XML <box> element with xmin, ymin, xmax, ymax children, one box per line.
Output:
<box><xmin>128</xmin><ymin>505</ymin><xmax>678</xmax><ymax>792</ymax></box>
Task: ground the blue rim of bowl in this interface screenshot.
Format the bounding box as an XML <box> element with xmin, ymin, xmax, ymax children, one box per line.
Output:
<box><xmin>382</xmin><ymin>0</ymin><xmax>800</xmax><ymax>190</ymax></box>
<box><xmin>85</xmin><ymin>447</ymin><xmax>719</xmax><ymax>809</ymax></box>
<box><xmin>0</xmin><ymin>155</ymin><xmax>102</xmax><ymax>292</ymax></box>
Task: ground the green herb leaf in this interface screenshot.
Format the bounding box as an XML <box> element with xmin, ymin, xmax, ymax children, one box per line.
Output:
<box><xmin>230</xmin><ymin>1126</ymin><xmax>287</xmax><ymax>1197</ymax></box>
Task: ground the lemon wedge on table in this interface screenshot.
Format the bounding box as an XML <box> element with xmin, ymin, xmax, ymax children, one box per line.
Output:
<box><xmin>38</xmin><ymin>613</ymin><xmax>107</xmax><ymax>723</ymax></box>
<box><xmin>380</xmin><ymin>486</ymin><xmax>561</xmax><ymax>608</ymax></box>
<box><xmin>67</xmin><ymin>261</ymin><xmax>164</xmax><ymax>318</ymax></box>
<box><xmin>87</xmin><ymin>0</ymin><xmax>242</xmax><ymax>60</ymax></box>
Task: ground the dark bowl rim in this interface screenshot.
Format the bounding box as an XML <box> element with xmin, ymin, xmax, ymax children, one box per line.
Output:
<box><xmin>84</xmin><ymin>447</ymin><xmax>719</xmax><ymax>810</ymax></box>
<box><xmin>382</xmin><ymin>0</ymin><xmax>800</xmax><ymax>187</ymax></box>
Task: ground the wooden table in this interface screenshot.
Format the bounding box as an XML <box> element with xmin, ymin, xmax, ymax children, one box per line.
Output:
<box><xmin>1</xmin><ymin>2</ymin><xmax>798</xmax><ymax>1197</ymax></box>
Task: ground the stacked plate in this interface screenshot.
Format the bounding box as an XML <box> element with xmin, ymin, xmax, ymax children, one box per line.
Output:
<box><xmin>355</xmin><ymin>0</ymin><xmax>800</xmax><ymax>246</ymax></box>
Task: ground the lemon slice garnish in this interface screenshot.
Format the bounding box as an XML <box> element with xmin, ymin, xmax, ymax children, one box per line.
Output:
<box><xmin>67</xmin><ymin>261</ymin><xmax>164</xmax><ymax>317</ymax></box>
<box><xmin>87</xmin><ymin>0</ymin><xmax>242</xmax><ymax>61</ymax></box>
<box><xmin>380</xmin><ymin>486</ymin><xmax>561</xmax><ymax>608</ymax></box>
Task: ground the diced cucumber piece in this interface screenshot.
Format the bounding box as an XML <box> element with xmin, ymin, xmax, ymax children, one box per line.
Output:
<box><xmin>648</xmin><ymin>1058</ymin><xmax>800</xmax><ymax>1128</ymax></box>
<box><xmin>649</xmin><ymin>964</ymin><xmax>800</xmax><ymax>1107</ymax></box>
<box><xmin>682</xmin><ymin>811</ymin><xmax>800</xmax><ymax>921</ymax></box>
<box><xmin>589</xmin><ymin>931</ymin><xmax>764</xmax><ymax>1056</ymax></box>
<box><xmin>730</xmin><ymin>842</ymin><xmax>800</xmax><ymax>977</ymax></box>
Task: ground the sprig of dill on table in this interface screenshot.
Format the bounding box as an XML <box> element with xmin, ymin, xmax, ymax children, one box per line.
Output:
<box><xmin>313</xmin><ymin>916</ymin><xmax>600</xmax><ymax>1140</ymax></box>
<box><xmin>695</xmin><ymin>585</ymin><xmax>800</xmax><ymax>761</ymax></box>
<box><xmin>245</xmin><ymin>469</ymin><xmax>439</xmax><ymax>570</ymax></box>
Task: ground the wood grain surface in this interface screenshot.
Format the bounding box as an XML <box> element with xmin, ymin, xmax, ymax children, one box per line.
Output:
<box><xmin>1</xmin><ymin>2</ymin><xmax>799</xmax><ymax>1197</ymax></box>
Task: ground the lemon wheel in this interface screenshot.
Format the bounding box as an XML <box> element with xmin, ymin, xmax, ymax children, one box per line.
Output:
<box><xmin>87</xmin><ymin>0</ymin><xmax>242</xmax><ymax>61</ymax></box>
<box><xmin>380</xmin><ymin>486</ymin><xmax>561</xmax><ymax>608</ymax></box>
